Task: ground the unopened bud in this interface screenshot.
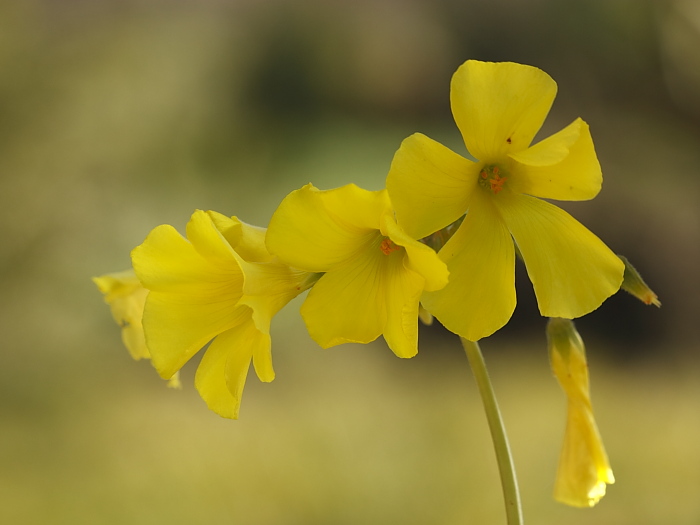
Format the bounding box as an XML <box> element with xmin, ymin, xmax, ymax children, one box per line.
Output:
<box><xmin>546</xmin><ymin>318</ymin><xmax>614</xmax><ymax>507</ymax></box>
<box><xmin>619</xmin><ymin>255</ymin><xmax>660</xmax><ymax>307</ymax></box>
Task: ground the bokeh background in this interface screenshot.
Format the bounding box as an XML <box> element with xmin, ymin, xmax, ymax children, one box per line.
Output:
<box><xmin>1</xmin><ymin>0</ymin><xmax>699</xmax><ymax>523</ymax></box>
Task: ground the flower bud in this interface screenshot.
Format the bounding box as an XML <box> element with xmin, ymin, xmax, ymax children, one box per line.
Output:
<box><xmin>546</xmin><ymin>318</ymin><xmax>614</xmax><ymax>507</ymax></box>
<box><xmin>619</xmin><ymin>255</ymin><xmax>660</xmax><ymax>307</ymax></box>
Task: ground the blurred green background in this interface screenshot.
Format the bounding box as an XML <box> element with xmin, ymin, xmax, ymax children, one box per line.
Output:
<box><xmin>1</xmin><ymin>0</ymin><xmax>699</xmax><ymax>523</ymax></box>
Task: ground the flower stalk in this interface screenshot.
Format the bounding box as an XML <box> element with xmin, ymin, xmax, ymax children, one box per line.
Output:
<box><xmin>461</xmin><ymin>337</ymin><xmax>523</xmax><ymax>525</ymax></box>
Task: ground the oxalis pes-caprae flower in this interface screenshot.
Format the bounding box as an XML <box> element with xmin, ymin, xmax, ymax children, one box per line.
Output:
<box><xmin>94</xmin><ymin>60</ymin><xmax>659</xmax><ymax>513</ymax></box>
<box><xmin>386</xmin><ymin>60</ymin><xmax>624</xmax><ymax>342</ymax></box>
<box><xmin>131</xmin><ymin>210</ymin><xmax>319</xmax><ymax>419</ymax></box>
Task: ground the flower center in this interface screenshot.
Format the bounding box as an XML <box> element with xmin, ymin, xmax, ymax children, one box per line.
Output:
<box><xmin>380</xmin><ymin>238</ymin><xmax>401</xmax><ymax>255</ymax></box>
<box><xmin>478</xmin><ymin>164</ymin><xmax>507</xmax><ymax>195</ymax></box>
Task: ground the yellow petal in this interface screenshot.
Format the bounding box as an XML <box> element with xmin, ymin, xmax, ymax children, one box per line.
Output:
<box><xmin>495</xmin><ymin>193</ymin><xmax>624</xmax><ymax>319</ymax></box>
<box><xmin>142</xmin><ymin>292</ymin><xmax>249</xmax><ymax>381</ymax></box>
<box><xmin>319</xmin><ymin>184</ymin><xmax>390</xmax><ymax>231</ymax></box>
<box><xmin>194</xmin><ymin>328</ymin><xmax>251</xmax><ymax>420</ymax></box>
<box><xmin>508</xmin><ymin>118</ymin><xmax>602</xmax><ymax>201</ymax></box>
<box><xmin>185</xmin><ymin>210</ymin><xmax>242</xmax><ymax>266</ymax></box>
<box><xmin>166</xmin><ymin>372</ymin><xmax>182</xmax><ymax>389</ymax></box>
<box><xmin>380</xmin><ymin>211</ymin><xmax>449</xmax><ymax>292</ymax></box>
<box><xmin>92</xmin><ymin>270</ymin><xmax>150</xmax><ymax>360</ymax></box>
<box><xmin>418</xmin><ymin>304</ymin><xmax>434</xmax><ymax>326</ymax></box>
<box><xmin>132</xmin><ymin>224</ymin><xmax>243</xmax><ymax>295</ymax></box>
<box><xmin>300</xmin><ymin>245</ymin><xmax>386</xmax><ymax>348</ymax></box>
<box><xmin>554</xmin><ymin>404</ymin><xmax>615</xmax><ymax>507</ymax></box>
<box><xmin>235</xmin><ymin>262</ymin><xmax>312</xmax><ymax>383</ymax></box>
<box><xmin>131</xmin><ymin>214</ymin><xmax>247</xmax><ymax>379</ymax></box>
<box><xmin>244</xmin><ymin>313</ymin><xmax>274</xmax><ymax>383</ymax></box>
<box><xmin>238</xmin><ymin>261</ymin><xmax>314</xmax><ymax>332</ymax></box>
<box><xmin>250</xmin><ymin>331</ymin><xmax>275</xmax><ymax>384</ymax></box>
<box><xmin>451</xmin><ymin>60</ymin><xmax>557</xmax><ymax>162</ymax></box>
<box><xmin>422</xmin><ymin>191</ymin><xmax>516</xmax><ymax>341</ymax></box>
<box><xmin>381</xmin><ymin>254</ymin><xmax>423</xmax><ymax>358</ymax></box>
<box><xmin>194</xmin><ymin>321</ymin><xmax>255</xmax><ymax>420</ymax></box>
<box><xmin>266</xmin><ymin>183</ymin><xmax>382</xmax><ymax>272</ymax></box>
<box><xmin>207</xmin><ymin>210</ymin><xmax>274</xmax><ymax>263</ymax></box>
<box><xmin>386</xmin><ymin>133</ymin><xmax>477</xmax><ymax>239</ymax></box>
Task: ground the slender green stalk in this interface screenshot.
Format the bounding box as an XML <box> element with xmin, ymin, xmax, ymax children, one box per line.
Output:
<box><xmin>461</xmin><ymin>338</ymin><xmax>524</xmax><ymax>525</ymax></box>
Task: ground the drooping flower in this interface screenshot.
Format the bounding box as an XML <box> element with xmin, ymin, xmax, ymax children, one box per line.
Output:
<box><xmin>131</xmin><ymin>209</ymin><xmax>317</xmax><ymax>419</ymax></box>
<box><xmin>547</xmin><ymin>317</ymin><xmax>614</xmax><ymax>507</ymax></box>
<box><xmin>265</xmin><ymin>183</ymin><xmax>448</xmax><ymax>358</ymax></box>
<box><xmin>386</xmin><ymin>60</ymin><xmax>625</xmax><ymax>341</ymax></box>
<box><xmin>93</xmin><ymin>270</ymin><xmax>181</xmax><ymax>388</ymax></box>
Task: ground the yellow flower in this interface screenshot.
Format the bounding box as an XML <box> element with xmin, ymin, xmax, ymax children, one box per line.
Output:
<box><xmin>93</xmin><ymin>270</ymin><xmax>150</xmax><ymax>361</ymax></box>
<box><xmin>266</xmin><ymin>183</ymin><xmax>448</xmax><ymax>358</ymax></box>
<box><xmin>131</xmin><ymin>209</ymin><xmax>316</xmax><ymax>419</ymax></box>
<box><xmin>93</xmin><ymin>270</ymin><xmax>181</xmax><ymax>388</ymax></box>
<box><xmin>386</xmin><ymin>60</ymin><xmax>624</xmax><ymax>341</ymax></box>
<box><xmin>547</xmin><ymin>318</ymin><xmax>614</xmax><ymax>507</ymax></box>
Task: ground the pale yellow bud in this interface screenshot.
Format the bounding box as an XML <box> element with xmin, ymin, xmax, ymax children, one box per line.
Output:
<box><xmin>547</xmin><ymin>318</ymin><xmax>614</xmax><ymax>507</ymax></box>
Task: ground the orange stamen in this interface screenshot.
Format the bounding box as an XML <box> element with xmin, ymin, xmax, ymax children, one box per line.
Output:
<box><xmin>489</xmin><ymin>174</ymin><xmax>507</xmax><ymax>194</ymax></box>
<box><xmin>478</xmin><ymin>165</ymin><xmax>508</xmax><ymax>194</ymax></box>
<box><xmin>380</xmin><ymin>238</ymin><xmax>400</xmax><ymax>255</ymax></box>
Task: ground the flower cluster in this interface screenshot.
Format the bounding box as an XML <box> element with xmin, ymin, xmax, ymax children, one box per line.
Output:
<box><xmin>95</xmin><ymin>60</ymin><xmax>658</xmax><ymax>508</ymax></box>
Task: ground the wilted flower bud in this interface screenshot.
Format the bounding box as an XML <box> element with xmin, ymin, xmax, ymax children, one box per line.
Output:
<box><xmin>547</xmin><ymin>318</ymin><xmax>614</xmax><ymax>507</ymax></box>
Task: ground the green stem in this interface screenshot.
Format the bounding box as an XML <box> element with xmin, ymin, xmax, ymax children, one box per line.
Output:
<box><xmin>461</xmin><ymin>338</ymin><xmax>524</xmax><ymax>525</ymax></box>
